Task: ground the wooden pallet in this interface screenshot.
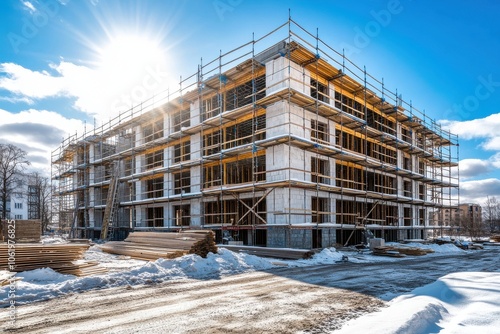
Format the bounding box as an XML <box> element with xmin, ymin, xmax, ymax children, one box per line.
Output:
<box><xmin>0</xmin><ymin>243</ymin><xmax>106</xmax><ymax>276</ymax></box>
<box><xmin>99</xmin><ymin>230</ymin><xmax>217</xmax><ymax>261</ymax></box>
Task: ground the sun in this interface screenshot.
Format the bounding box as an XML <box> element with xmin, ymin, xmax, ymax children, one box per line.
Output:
<box><xmin>98</xmin><ymin>33</ymin><xmax>167</xmax><ymax>82</ymax></box>
<box><xmin>90</xmin><ymin>32</ymin><xmax>174</xmax><ymax>117</ymax></box>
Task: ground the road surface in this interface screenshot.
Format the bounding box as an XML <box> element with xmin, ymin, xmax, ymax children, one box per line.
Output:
<box><xmin>2</xmin><ymin>247</ymin><xmax>499</xmax><ymax>333</ymax></box>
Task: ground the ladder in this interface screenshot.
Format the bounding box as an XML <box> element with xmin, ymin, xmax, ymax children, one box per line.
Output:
<box><xmin>70</xmin><ymin>198</ymin><xmax>80</xmax><ymax>239</ymax></box>
<box><xmin>101</xmin><ymin>163</ymin><xmax>120</xmax><ymax>240</ymax></box>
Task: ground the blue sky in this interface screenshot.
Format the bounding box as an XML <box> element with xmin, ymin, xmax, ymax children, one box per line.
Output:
<box><xmin>0</xmin><ymin>0</ymin><xmax>499</xmax><ymax>204</ymax></box>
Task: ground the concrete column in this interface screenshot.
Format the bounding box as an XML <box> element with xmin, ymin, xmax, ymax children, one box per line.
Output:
<box><xmin>89</xmin><ymin>144</ymin><xmax>95</xmax><ymax>163</ymax></box>
<box><xmin>191</xmin><ymin>166</ymin><xmax>201</xmax><ymax>193</ymax></box>
<box><xmin>190</xmin><ymin>100</ymin><xmax>200</xmax><ymax>127</ymax></box>
<box><xmin>266</xmin><ymin>57</ymin><xmax>307</xmax><ymax>95</ymax></box>
<box><xmin>190</xmin><ymin>198</ymin><xmax>201</xmax><ymax>227</ymax></box>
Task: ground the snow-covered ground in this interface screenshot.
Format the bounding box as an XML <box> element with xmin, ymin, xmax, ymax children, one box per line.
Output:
<box><xmin>1</xmin><ymin>236</ymin><xmax>499</xmax><ymax>333</ymax></box>
<box><xmin>334</xmin><ymin>272</ymin><xmax>500</xmax><ymax>334</ymax></box>
<box><xmin>1</xmin><ymin>239</ymin><xmax>466</xmax><ymax>306</ymax></box>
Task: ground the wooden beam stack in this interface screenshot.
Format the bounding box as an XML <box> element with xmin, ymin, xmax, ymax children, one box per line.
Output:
<box><xmin>0</xmin><ymin>243</ymin><xmax>107</xmax><ymax>276</ymax></box>
<box><xmin>99</xmin><ymin>230</ymin><xmax>218</xmax><ymax>261</ymax></box>
<box><xmin>372</xmin><ymin>245</ymin><xmax>433</xmax><ymax>257</ymax></box>
<box><xmin>1</xmin><ymin>220</ymin><xmax>41</xmax><ymax>243</ymax></box>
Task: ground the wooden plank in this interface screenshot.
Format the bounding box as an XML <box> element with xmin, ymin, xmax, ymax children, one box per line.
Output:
<box><xmin>1</xmin><ymin>220</ymin><xmax>41</xmax><ymax>243</ymax></box>
<box><xmin>100</xmin><ymin>231</ymin><xmax>217</xmax><ymax>261</ymax></box>
<box><xmin>0</xmin><ymin>243</ymin><xmax>106</xmax><ymax>276</ymax></box>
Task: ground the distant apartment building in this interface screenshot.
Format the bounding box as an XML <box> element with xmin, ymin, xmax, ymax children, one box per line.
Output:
<box><xmin>432</xmin><ymin>203</ymin><xmax>482</xmax><ymax>227</ymax></box>
<box><xmin>0</xmin><ymin>177</ymin><xmax>29</xmax><ymax>220</ymax></box>
<box><xmin>51</xmin><ymin>20</ymin><xmax>459</xmax><ymax>248</ymax></box>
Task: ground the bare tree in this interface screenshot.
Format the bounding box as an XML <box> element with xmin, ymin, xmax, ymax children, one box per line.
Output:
<box><xmin>0</xmin><ymin>144</ymin><xmax>30</xmax><ymax>219</ymax></box>
<box><xmin>483</xmin><ymin>196</ymin><xmax>500</xmax><ymax>233</ymax></box>
<box><xmin>455</xmin><ymin>208</ymin><xmax>487</xmax><ymax>239</ymax></box>
<box><xmin>27</xmin><ymin>172</ymin><xmax>54</xmax><ymax>232</ymax></box>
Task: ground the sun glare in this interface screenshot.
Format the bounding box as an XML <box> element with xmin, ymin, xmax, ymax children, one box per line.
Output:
<box><xmin>91</xmin><ymin>32</ymin><xmax>172</xmax><ymax>116</ymax></box>
<box><xmin>98</xmin><ymin>34</ymin><xmax>166</xmax><ymax>79</ymax></box>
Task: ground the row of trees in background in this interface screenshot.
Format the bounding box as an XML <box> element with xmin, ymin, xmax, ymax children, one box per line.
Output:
<box><xmin>0</xmin><ymin>143</ymin><xmax>53</xmax><ymax>232</ymax></box>
<box><xmin>456</xmin><ymin>197</ymin><xmax>500</xmax><ymax>240</ymax></box>
<box><xmin>483</xmin><ymin>196</ymin><xmax>500</xmax><ymax>234</ymax></box>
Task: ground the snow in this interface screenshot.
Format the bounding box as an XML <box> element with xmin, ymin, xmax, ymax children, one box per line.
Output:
<box><xmin>0</xmin><ymin>240</ymin><xmax>466</xmax><ymax>307</ymax></box>
<box><xmin>387</xmin><ymin>242</ymin><xmax>467</xmax><ymax>254</ymax></box>
<box><xmin>0</xmin><ymin>247</ymin><xmax>276</xmax><ymax>306</ymax></box>
<box><xmin>333</xmin><ymin>272</ymin><xmax>500</xmax><ymax>334</ymax></box>
<box><xmin>40</xmin><ymin>235</ymin><xmax>68</xmax><ymax>244</ymax></box>
<box><xmin>1</xmin><ymin>236</ymin><xmax>498</xmax><ymax>333</ymax></box>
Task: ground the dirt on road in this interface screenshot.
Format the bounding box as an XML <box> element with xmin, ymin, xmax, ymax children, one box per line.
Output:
<box><xmin>2</xmin><ymin>248</ymin><xmax>499</xmax><ymax>333</ymax></box>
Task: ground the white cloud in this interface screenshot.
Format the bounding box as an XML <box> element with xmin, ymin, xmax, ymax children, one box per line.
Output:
<box><xmin>21</xmin><ymin>1</ymin><xmax>36</xmax><ymax>13</ymax></box>
<box><xmin>441</xmin><ymin>113</ymin><xmax>500</xmax><ymax>150</ymax></box>
<box><xmin>459</xmin><ymin>159</ymin><xmax>492</xmax><ymax>178</ymax></box>
<box><xmin>455</xmin><ymin>153</ymin><xmax>500</xmax><ymax>180</ymax></box>
<box><xmin>0</xmin><ymin>108</ymin><xmax>84</xmax><ymax>175</ymax></box>
<box><xmin>0</xmin><ymin>62</ymin><xmax>67</xmax><ymax>98</ymax></box>
<box><xmin>460</xmin><ymin>178</ymin><xmax>500</xmax><ymax>205</ymax></box>
<box><xmin>0</xmin><ymin>59</ymin><xmax>176</xmax><ymax>122</ymax></box>
<box><xmin>0</xmin><ymin>95</ymin><xmax>34</xmax><ymax>104</ymax></box>
<box><xmin>482</xmin><ymin>137</ymin><xmax>500</xmax><ymax>150</ymax></box>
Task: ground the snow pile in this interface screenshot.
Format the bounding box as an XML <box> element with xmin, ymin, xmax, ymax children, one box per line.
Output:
<box><xmin>41</xmin><ymin>235</ymin><xmax>67</xmax><ymax>244</ymax></box>
<box><xmin>288</xmin><ymin>247</ymin><xmax>365</xmax><ymax>266</ymax></box>
<box><xmin>0</xmin><ymin>248</ymin><xmax>274</xmax><ymax>306</ymax></box>
<box><xmin>310</xmin><ymin>248</ymin><xmax>345</xmax><ymax>263</ymax></box>
<box><xmin>387</xmin><ymin>242</ymin><xmax>466</xmax><ymax>254</ymax></box>
<box><xmin>17</xmin><ymin>268</ymin><xmax>73</xmax><ymax>284</ymax></box>
<box><xmin>334</xmin><ymin>272</ymin><xmax>500</xmax><ymax>334</ymax></box>
<box><xmin>84</xmin><ymin>246</ymin><xmax>146</xmax><ymax>270</ymax></box>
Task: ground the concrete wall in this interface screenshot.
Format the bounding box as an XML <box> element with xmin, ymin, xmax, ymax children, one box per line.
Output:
<box><xmin>266</xmin><ymin>57</ymin><xmax>308</xmax><ymax>95</ymax></box>
<box><xmin>267</xmin><ymin>226</ymin><xmax>313</xmax><ymax>249</ymax></box>
<box><xmin>190</xmin><ymin>198</ymin><xmax>201</xmax><ymax>227</ymax></box>
<box><xmin>321</xmin><ymin>228</ymin><xmax>337</xmax><ymax>248</ymax></box>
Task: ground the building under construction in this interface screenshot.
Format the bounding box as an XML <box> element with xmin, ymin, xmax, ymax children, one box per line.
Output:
<box><xmin>51</xmin><ymin>20</ymin><xmax>459</xmax><ymax>248</ymax></box>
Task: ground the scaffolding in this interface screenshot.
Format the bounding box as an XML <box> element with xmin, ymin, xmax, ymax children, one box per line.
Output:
<box><xmin>51</xmin><ymin>19</ymin><xmax>459</xmax><ymax>247</ymax></box>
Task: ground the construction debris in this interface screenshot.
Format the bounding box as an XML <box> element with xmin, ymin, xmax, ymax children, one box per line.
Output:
<box><xmin>1</xmin><ymin>220</ymin><xmax>41</xmax><ymax>243</ymax></box>
<box><xmin>490</xmin><ymin>235</ymin><xmax>500</xmax><ymax>243</ymax></box>
<box><xmin>99</xmin><ymin>230</ymin><xmax>218</xmax><ymax>261</ymax></box>
<box><xmin>372</xmin><ymin>246</ymin><xmax>406</xmax><ymax>257</ymax></box>
<box><xmin>372</xmin><ymin>245</ymin><xmax>434</xmax><ymax>257</ymax></box>
<box><xmin>368</xmin><ymin>238</ymin><xmax>385</xmax><ymax>250</ymax></box>
<box><xmin>0</xmin><ymin>243</ymin><xmax>106</xmax><ymax>276</ymax></box>
<box><xmin>221</xmin><ymin>245</ymin><xmax>315</xmax><ymax>260</ymax></box>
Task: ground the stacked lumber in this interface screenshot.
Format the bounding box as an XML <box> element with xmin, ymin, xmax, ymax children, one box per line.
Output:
<box><xmin>221</xmin><ymin>245</ymin><xmax>315</xmax><ymax>260</ymax></box>
<box><xmin>394</xmin><ymin>246</ymin><xmax>433</xmax><ymax>256</ymax></box>
<box><xmin>372</xmin><ymin>245</ymin><xmax>433</xmax><ymax>257</ymax></box>
<box><xmin>99</xmin><ymin>230</ymin><xmax>218</xmax><ymax>261</ymax></box>
<box><xmin>372</xmin><ymin>246</ymin><xmax>406</xmax><ymax>257</ymax></box>
<box><xmin>0</xmin><ymin>243</ymin><xmax>107</xmax><ymax>276</ymax></box>
<box><xmin>490</xmin><ymin>235</ymin><xmax>500</xmax><ymax>242</ymax></box>
<box><xmin>1</xmin><ymin>220</ymin><xmax>41</xmax><ymax>243</ymax></box>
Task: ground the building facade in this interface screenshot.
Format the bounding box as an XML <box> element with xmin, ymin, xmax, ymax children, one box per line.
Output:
<box><xmin>0</xmin><ymin>175</ymin><xmax>36</xmax><ymax>220</ymax></box>
<box><xmin>51</xmin><ymin>20</ymin><xmax>459</xmax><ymax>248</ymax></box>
<box><xmin>432</xmin><ymin>203</ymin><xmax>482</xmax><ymax>232</ymax></box>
